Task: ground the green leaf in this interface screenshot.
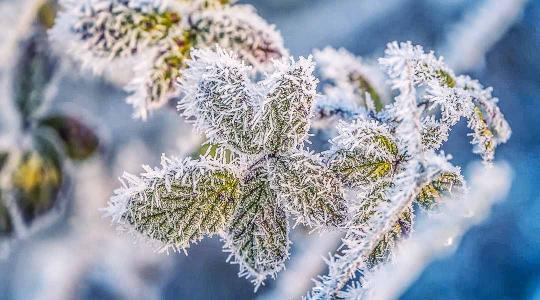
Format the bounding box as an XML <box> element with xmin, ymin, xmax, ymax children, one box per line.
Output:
<box><xmin>182</xmin><ymin>49</ymin><xmax>265</xmax><ymax>154</ymax></box>
<box><xmin>68</xmin><ymin>3</ymin><xmax>181</xmax><ymax>59</ymax></box>
<box><xmin>269</xmin><ymin>151</ymin><xmax>347</xmax><ymax>227</ymax></box>
<box><xmin>0</xmin><ymin>194</ymin><xmax>14</xmax><ymax>237</ymax></box>
<box><xmin>435</xmin><ymin>69</ymin><xmax>457</xmax><ymax>88</ymax></box>
<box><xmin>469</xmin><ymin>106</ymin><xmax>496</xmax><ymax>161</ymax></box>
<box><xmin>420</xmin><ymin>117</ymin><xmax>449</xmax><ymax>151</ymax></box>
<box><xmin>225</xmin><ymin>168</ymin><xmax>289</xmax><ymax>282</ymax></box>
<box><xmin>136</xmin><ymin>31</ymin><xmax>194</xmax><ymax>117</ymax></box>
<box><xmin>351</xmin><ymin>73</ymin><xmax>384</xmax><ymax>112</ymax></box>
<box><xmin>39</xmin><ymin>115</ymin><xmax>99</xmax><ymax>161</ymax></box>
<box><xmin>366</xmin><ymin>205</ymin><xmax>413</xmax><ymax>269</ymax></box>
<box><xmin>416</xmin><ymin>171</ymin><xmax>464</xmax><ymax>210</ymax></box>
<box><xmin>12</xmin><ymin>135</ymin><xmax>63</xmax><ymax>225</ymax></box>
<box><xmin>0</xmin><ymin>152</ymin><xmax>9</xmax><ymax>172</ymax></box>
<box><xmin>346</xmin><ymin>181</ymin><xmax>412</xmax><ymax>269</ymax></box>
<box><xmin>374</xmin><ymin>134</ymin><xmax>399</xmax><ymax>157</ymax></box>
<box><xmin>37</xmin><ymin>1</ymin><xmax>58</xmax><ymax>29</ymax></box>
<box><xmin>125</xmin><ymin>161</ymin><xmax>240</xmax><ymax>249</ymax></box>
<box><xmin>191</xmin><ymin>5</ymin><xmax>285</xmax><ymax>69</ymax></box>
<box><xmin>13</xmin><ymin>28</ymin><xmax>57</xmax><ymax>120</ymax></box>
<box><xmin>327</xmin><ymin>149</ymin><xmax>395</xmax><ymax>188</ymax></box>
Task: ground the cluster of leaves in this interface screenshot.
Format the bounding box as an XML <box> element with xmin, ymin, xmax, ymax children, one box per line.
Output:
<box><xmin>52</xmin><ymin>0</ymin><xmax>286</xmax><ymax>119</ymax></box>
<box><xmin>102</xmin><ymin>38</ymin><xmax>511</xmax><ymax>296</ymax></box>
<box><xmin>107</xmin><ymin>48</ymin><xmax>348</xmax><ymax>287</ymax></box>
<box><xmin>0</xmin><ymin>1</ymin><xmax>98</xmax><ymax>247</ymax></box>
<box><xmin>307</xmin><ymin>42</ymin><xmax>508</xmax><ymax>299</ymax></box>
<box><xmin>54</xmin><ymin>1</ymin><xmax>513</xmax><ymax>297</ymax></box>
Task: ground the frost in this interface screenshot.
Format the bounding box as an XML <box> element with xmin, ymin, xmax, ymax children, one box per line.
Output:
<box><xmin>178</xmin><ymin>47</ymin><xmax>317</xmax><ymax>156</ymax></box>
<box><xmin>101</xmin><ymin>32</ymin><xmax>511</xmax><ymax>296</ymax></box>
<box><xmin>51</xmin><ymin>0</ymin><xmax>286</xmax><ymax>119</ymax></box>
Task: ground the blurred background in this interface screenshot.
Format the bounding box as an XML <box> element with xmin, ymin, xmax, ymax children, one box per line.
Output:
<box><xmin>0</xmin><ymin>0</ymin><xmax>538</xmax><ymax>299</ymax></box>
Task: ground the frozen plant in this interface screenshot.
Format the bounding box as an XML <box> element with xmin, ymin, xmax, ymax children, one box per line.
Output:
<box><xmin>306</xmin><ymin>42</ymin><xmax>510</xmax><ymax>299</ymax></box>
<box><xmin>51</xmin><ymin>0</ymin><xmax>287</xmax><ymax>119</ymax></box>
<box><xmin>106</xmin><ymin>48</ymin><xmax>348</xmax><ymax>288</ymax></box>
<box><xmin>106</xmin><ymin>38</ymin><xmax>511</xmax><ymax>296</ymax></box>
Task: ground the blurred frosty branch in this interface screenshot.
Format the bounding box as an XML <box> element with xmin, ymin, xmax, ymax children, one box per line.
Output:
<box><xmin>442</xmin><ymin>0</ymin><xmax>529</xmax><ymax>72</ymax></box>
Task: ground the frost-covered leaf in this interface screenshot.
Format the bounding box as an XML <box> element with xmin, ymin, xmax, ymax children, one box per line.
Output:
<box><xmin>467</xmin><ymin>106</ymin><xmax>497</xmax><ymax>162</ymax></box>
<box><xmin>109</xmin><ymin>156</ymin><xmax>240</xmax><ymax>250</ymax></box>
<box><xmin>54</xmin><ymin>1</ymin><xmax>287</xmax><ymax>118</ymax></box>
<box><xmin>326</xmin><ymin>120</ymin><xmax>399</xmax><ymax>188</ymax></box>
<box><xmin>416</xmin><ymin>171</ymin><xmax>464</xmax><ymax>210</ymax></box>
<box><xmin>379</xmin><ymin>41</ymin><xmax>452</xmax><ymax>88</ymax></box>
<box><xmin>56</xmin><ymin>0</ymin><xmax>181</xmax><ymax>60</ymax></box>
<box><xmin>423</xmin><ymin>81</ymin><xmax>473</xmax><ymax>127</ymax></box>
<box><xmin>40</xmin><ymin>115</ymin><xmax>99</xmax><ymax>161</ymax></box>
<box><xmin>458</xmin><ymin>76</ymin><xmax>511</xmax><ymax>162</ymax></box>
<box><xmin>180</xmin><ymin>48</ymin><xmax>316</xmax><ymax>155</ymax></box>
<box><xmin>127</xmin><ymin>3</ymin><xmax>287</xmax><ymax>119</ymax></box>
<box><xmin>262</xmin><ymin>57</ymin><xmax>317</xmax><ymax>153</ymax></box>
<box><xmin>349</xmin><ymin>181</ymin><xmax>392</xmax><ymax>228</ymax></box>
<box><xmin>198</xmin><ymin>143</ymin><xmax>234</xmax><ymax>163</ymax></box>
<box><xmin>308</xmin><ymin>185</ymin><xmax>413</xmax><ymax>299</ymax></box>
<box><xmin>379</xmin><ymin>42</ymin><xmax>510</xmax><ymax>162</ymax></box>
<box><xmin>223</xmin><ymin>167</ymin><xmax>289</xmax><ymax>287</ymax></box>
<box><xmin>420</xmin><ymin>116</ymin><xmax>450</xmax><ymax>151</ymax></box>
<box><xmin>345</xmin><ymin>181</ymin><xmax>412</xmax><ymax>269</ymax></box>
<box><xmin>191</xmin><ymin>5</ymin><xmax>286</xmax><ymax>71</ymax></box>
<box><xmin>12</xmin><ymin>136</ymin><xmax>63</xmax><ymax>225</ymax></box>
<box><xmin>379</xmin><ymin>41</ymin><xmax>461</xmax><ymax>156</ymax></box>
<box><xmin>127</xmin><ymin>31</ymin><xmax>194</xmax><ymax>119</ymax></box>
<box><xmin>268</xmin><ymin>150</ymin><xmax>347</xmax><ymax>228</ymax></box>
<box><xmin>365</xmin><ymin>205</ymin><xmax>412</xmax><ymax>268</ymax></box>
<box><xmin>179</xmin><ymin>48</ymin><xmax>264</xmax><ymax>155</ymax></box>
